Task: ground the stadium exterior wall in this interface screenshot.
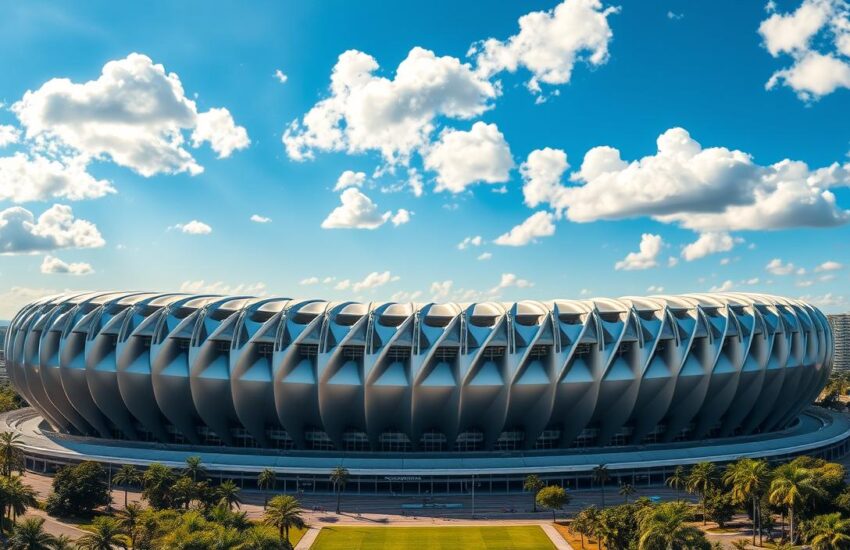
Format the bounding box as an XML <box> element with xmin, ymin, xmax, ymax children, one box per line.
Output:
<box><xmin>4</xmin><ymin>291</ymin><xmax>834</xmax><ymax>457</ymax></box>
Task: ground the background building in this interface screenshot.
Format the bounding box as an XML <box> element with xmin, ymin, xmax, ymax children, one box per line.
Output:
<box><xmin>0</xmin><ymin>322</ymin><xmax>8</xmax><ymax>383</ymax></box>
<box><xmin>829</xmin><ymin>314</ymin><xmax>850</xmax><ymax>372</ymax></box>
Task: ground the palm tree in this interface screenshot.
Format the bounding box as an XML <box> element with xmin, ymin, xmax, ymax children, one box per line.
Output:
<box><xmin>686</xmin><ymin>461</ymin><xmax>718</xmax><ymax>525</ymax></box>
<box><xmin>112</xmin><ymin>464</ymin><xmax>142</xmax><ymax>508</ymax></box>
<box><xmin>184</xmin><ymin>456</ymin><xmax>207</xmax><ymax>482</ymax></box>
<box><xmin>619</xmin><ymin>483</ymin><xmax>636</xmax><ymax>503</ymax></box>
<box><xmin>637</xmin><ymin>501</ymin><xmax>708</xmax><ymax>550</ymax></box>
<box><xmin>666</xmin><ymin>466</ymin><xmax>687</xmax><ymax>503</ymax></box>
<box><xmin>724</xmin><ymin>458</ymin><xmax>771</xmax><ymax>546</ymax></box>
<box><xmin>729</xmin><ymin>539</ymin><xmax>750</xmax><ymax>550</ymax></box>
<box><xmin>571</xmin><ymin>506</ymin><xmax>598</xmax><ymax>549</ymax></box>
<box><xmin>75</xmin><ymin>516</ymin><xmax>131</xmax><ymax>550</ymax></box>
<box><xmin>769</xmin><ymin>464</ymin><xmax>824</xmax><ymax>544</ymax></box>
<box><xmin>49</xmin><ymin>534</ymin><xmax>75</xmax><ymax>550</ymax></box>
<box><xmin>523</xmin><ymin>474</ymin><xmax>545</xmax><ymax>513</ymax></box>
<box><xmin>257</xmin><ymin>468</ymin><xmax>276</xmax><ymax>510</ymax></box>
<box><xmin>264</xmin><ymin>494</ymin><xmax>306</xmax><ymax>547</ymax></box>
<box><xmin>330</xmin><ymin>466</ymin><xmax>349</xmax><ymax>514</ymax></box>
<box><xmin>241</xmin><ymin>525</ymin><xmax>283</xmax><ymax>550</ymax></box>
<box><xmin>3</xmin><ymin>475</ymin><xmax>37</xmax><ymax>522</ymax></box>
<box><xmin>217</xmin><ymin>479</ymin><xmax>241</xmax><ymax>510</ymax></box>
<box><xmin>117</xmin><ymin>502</ymin><xmax>143</xmax><ymax>549</ymax></box>
<box><xmin>592</xmin><ymin>464</ymin><xmax>609</xmax><ymax>509</ymax></box>
<box><xmin>808</xmin><ymin>513</ymin><xmax>850</xmax><ymax>550</ymax></box>
<box><xmin>0</xmin><ymin>432</ymin><xmax>22</xmax><ymax>477</ymax></box>
<box><xmin>7</xmin><ymin>517</ymin><xmax>56</xmax><ymax>550</ymax></box>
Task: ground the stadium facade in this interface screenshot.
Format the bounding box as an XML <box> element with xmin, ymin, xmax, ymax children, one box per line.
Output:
<box><xmin>2</xmin><ymin>290</ymin><xmax>844</xmax><ymax>495</ymax></box>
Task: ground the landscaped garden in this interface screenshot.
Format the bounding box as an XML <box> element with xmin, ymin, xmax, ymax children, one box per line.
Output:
<box><xmin>311</xmin><ymin>526</ymin><xmax>556</xmax><ymax>550</ymax></box>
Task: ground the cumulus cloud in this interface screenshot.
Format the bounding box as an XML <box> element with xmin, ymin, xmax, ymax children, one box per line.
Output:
<box><xmin>471</xmin><ymin>0</ymin><xmax>619</xmax><ymax>94</ymax></box>
<box><xmin>647</xmin><ymin>285</ymin><xmax>665</xmax><ymax>293</ymax></box>
<box><xmin>759</xmin><ymin>0</ymin><xmax>850</xmax><ymax>100</ymax></box>
<box><xmin>0</xmin><ymin>204</ymin><xmax>104</xmax><ymax>254</ymax></box>
<box><xmin>798</xmin><ymin>292</ymin><xmax>847</xmax><ymax>310</ymax></box>
<box><xmin>283</xmin><ymin>47</ymin><xmax>497</xmax><ymax>164</ymax></box>
<box><xmin>0</xmin><ymin>286</ymin><xmax>58</xmax><ymax>319</ymax></box>
<box><xmin>490</xmin><ymin>272</ymin><xmax>534</xmax><ymax>294</ymax></box>
<box><xmin>173</xmin><ymin>220</ymin><xmax>212</xmax><ymax>235</ymax></box>
<box><xmin>424</xmin><ymin>122</ymin><xmax>514</xmax><ymax>193</ymax></box>
<box><xmin>0</xmin><ymin>125</ymin><xmax>20</xmax><ymax>147</ymax></box>
<box><xmin>430</xmin><ymin>280</ymin><xmax>453</xmax><ymax>301</ymax></box>
<box><xmin>615</xmin><ymin>233</ymin><xmax>663</xmax><ymax>270</ymax></box>
<box><xmin>334</xmin><ymin>170</ymin><xmax>367</xmax><ymax>191</ymax></box>
<box><xmin>321</xmin><ymin>188</ymin><xmax>400</xmax><ymax>229</ymax></box>
<box><xmin>179</xmin><ymin>280</ymin><xmax>268</xmax><ymax>296</ymax></box>
<box><xmin>521</xmin><ymin>147</ymin><xmax>569</xmax><ymax>208</ymax></box>
<box><xmin>477</xmin><ymin>252</ymin><xmax>493</xmax><ymax>260</ymax></box>
<box><xmin>391</xmin><ymin>290</ymin><xmax>423</xmax><ymax>302</ymax></box>
<box><xmin>300</xmin><ymin>277</ymin><xmax>320</xmax><ymax>286</ymax></box>
<box><xmin>391</xmin><ymin>208</ymin><xmax>411</xmax><ymax>226</ymax></box>
<box><xmin>766</xmin><ymin>258</ymin><xmax>798</xmax><ymax>275</ymax></box>
<box><xmin>524</xmin><ymin>127</ymin><xmax>850</xmax><ymax>235</ymax></box>
<box><xmin>457</xmin><ymin>235</ymin><xmax>483</xmax><ymax>250</ymax></box>
<box><xmin>710</xmin><ymin>280</ymin><xmax>735</xmax><ymax>292</ymax></box>
<box><xmin>250</xmin><ymin>214</ymin><xmax>271</xmax><ymax>223</ymax></box>
<box><xmin>815</xmin><ymin>260</ymin><xmax>843</xmax><ymax>271</ymax></box>
<box><xmin>343</xmin><ymin>270</ymin><xmax>400</xmax><ymax>292</ymax></box>
<box><xmin>0</xmin><ymin>153</ymin><xmax>115</xmax><ymax>203</ymax></box>
<box><xmin>12</xmin><ymin>53</ymin><xmax>249</xmax><ymax>177</ymax></box>
<box><xmin>494</xmin><ymin>211</ymin><xmax>556</xmax><ymax>246</ymax></box>
<box><xmin>40</xmin><ymin>255</ymin><xmax>94</xmax><ymax>275</ymax></box>
<box><xmin>274</xmin><ymin>69</ymin><xmax>288</xmax><ymax>84</ymax></box>
<box><xmin>681</xmin><ymin>231</ymin><xmax>741</xmax><ymax>261</ymax></box>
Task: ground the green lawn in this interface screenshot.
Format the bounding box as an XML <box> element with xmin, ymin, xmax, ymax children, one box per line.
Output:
<box><xmin>289</xmin><ymin>526</ymin><xmax>308</xmax><ymax>547</ymax></box>
<box><xmin>310</xmin><ymin>526</ymin><xmax>555</xmax><ymax>550</ymax></box>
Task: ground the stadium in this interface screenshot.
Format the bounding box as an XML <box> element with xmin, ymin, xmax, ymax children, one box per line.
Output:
<box><xmin>2</xmin><ymin>290</ymin><xmax>846</xmax><ymax>495</ymax></box>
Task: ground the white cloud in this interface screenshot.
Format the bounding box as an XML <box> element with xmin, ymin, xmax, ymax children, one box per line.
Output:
<box><xmin>0</xmin><ymin>152</ymin><xmax>115</xmax><ymax>203</ymax></box>
<box><xmin>796</xmin><ymin>279</ymin><xmax>815</xmax><ymax>287</ymax></box>
<box><xmin>40</xmin><ymin>255</ymin><xmax>94</xmax><ymax>275</ymax></box>
<box><xmin>322</xmin><ymin>276</ymin><xmax>336</xmax><ymax>284</ymax></box>
<box><xmin>681</xmin><ymin>231</ymin><xmax>740</xmax><ymax>261</ymax></box>
<box><xmin>179</xmin><ymin>280</ymin><xmax>267</xmax><ymax>296</ymax></box>
<box><xmin>391</xmin><ymin>290</ymin><xmax>423</xmax><ymax>302</ymax></box>
<box><xmin>494</xmin><ymin>211</ymin><xmax>556</xmax><ymax>246</ymax></box>
<box><xmin>667</xmin><ymin>11</ymin><xmax>684</xmax><ymax>20</ymax></box>
<box><xmin>321</xmin><ymin>188</ymin><xmax>397</xmax><ymax>229</ymax></box>
<box><xmin>457</xmin><ymin>235</ymin><xmax>483</xmax><ymax>250</ymax></box>
<box><xmin>334</xmin><ymin>170</ymin><xmax>366</xmax><ymax>191</ymax></box>
<box><xmin>191</xmin><ymin>107</ymin><xmax>251</xmax><ymax>159</ymax></box>
<box><xmin>471</xmin><ymin>0</ymin><xmax>619</xmax><ymax>94</ymax></box>
<box><xmin>300</xmin><ymin>277</ymin><xmax>320</xmax><ymax>286</ymax></box>
<box><xmin>335</xmin><ymin>279</ymin><xmax>351</xmax><ymax>290</ymax></box>
<box><xmin>765</xmin><ymin>258</ymin><xmax>797</xmax><ymax>275</ymax></box>
<box><xmin>0</xmin><ymin>286</ymin><xmax>58</xmax><ymax>320</ymax></box>
<box><xmin>274</xmin><ymin>69</ymin><xmax>288</xmax><ymax>84</ymax></box>
<box><xmin>667</xmin><ymin>256</ymin><xmax>679</xmax><ymax>267</ymax></box>
<box><xmin>490</xmin><ymin>272</ymin><xmax>534</xmax><ymax>294</ymax></box>
<box><xmin>283</xmin><ymin>47</ymin><xmax>496</xmax><ymax>163</ymax></box>
<box><xmin>743</xmin><ymin>277</ymin><xmax>761</xmax><ymax>285</ymax></box>
<box><xmin>173</xmin><ymin>220</ymin><xmax>212</xmax><ymax>235</ymax></box>
<box><xmin>250</xmin><ymin>214</ymin><xmax>272</xmax><ymax>223</ymax></box>
<box><xmin>710</xmin><ymin>280</ymin><xmax>735</xmax><ymax>292</ymax></box>
<box><xmin>12</xmin><ymin>53</ymin><xmax>249</xmax><ymax>176</ymax></box>
<box><xmin>391</xmin><ymin>209</ymin><xmax>411</xmax><ymax>226</ymax></box>
<box><xmin>815</xmin><ymin>260</ymin><xmax>843</xmax><ymax>272</ymax></box>
<box><xmin>0</xmin><ymin>125</ymin><xmax>20</xmax><ymax>147</ymax></box>
<box><xmin>521</xmin><ymin>147</ymin><xmax>569</xmax><ymax>208</ymax></box>
<box><xmin>351</xmin><ymin>270</ymin><xmax>399</xmax><ymax>292</ymax></box>
<box><xmin>528</xmin><ymin>127</ymin><xmax>850</xmax><ymax>234</ymax></box>
<box><xmin>424</xmin><ymin>122</ymin><xmax>514</xmax><ymax>193</ymax></box>
<box><xmin>430</xmin><ymin>280</ymin><xmax>453</xmax><ymax>301</ymax></box>
<box><xmin>647</xmin><ymin>285</ymin><xmax>665</xmax><ymax>293</ymax></box>
<box><xmin>759</xmin><ymin>0</ymin><xmax>850</xmax><ymax>100</ymax></box>
<box><xmin>477</xmin><ymin>252</ymin><xmax>493</xmax><ymax>261</ymax></box>
<box><xmin>614</xmin><ymin>233</ymin><xmax>663</xmax><ymax>271</ymax></box>
<box><xmin>0</xmin><ymin>204</ymin><xmax>104</xmax><ymax>254</ymax></box>
<box><xmin>799</xmin><ymin>292</ymin><xmax>848</xmax><ymax>311</ymax></box>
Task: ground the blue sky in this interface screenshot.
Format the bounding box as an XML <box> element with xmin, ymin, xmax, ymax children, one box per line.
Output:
<box><xmin>1</xmin><ymin>0</ymin><xmax>849</xmax><ymax>318</ymax></box>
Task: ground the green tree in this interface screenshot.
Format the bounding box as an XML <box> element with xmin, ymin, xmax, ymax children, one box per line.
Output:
<box><xmin>666</xmin><ymin>466</ymin><xmax>687</xmax><ymax>503</ymax></box>
<box><xmin>0</xmin><ymin>432</ymin><xmax>23</xmax><ymax>477</ymax></box>
<box><xmin>2</xmin><ymin>475</ymin><xmax>38</xmax><ymax>522</ymax></box>
<box><xmin>264</xmin><ymin>494</ymin><xmax>306</xmax><ymax>547</ymax></box>
<box><xmin>171</xmin><ymin>476</ymin><xmax>197</xmax><ymax>510</ymax></box>
<box><xmin>75</xmin><ymin>516</ymin><xmax>131</xmax><ymax>550</ymax></box>
<box><xmin>807</xmin><ymin>513</ymin><xmax>850</xmax><ymax>550</ymax></box>
<box><xmin>7</xmin><ymin>517</ymin><xmax>56</xmax><ymax>550</ymax></box>
<box><xmin>523</xmin><ymin>474</ymin><xmax>545</xmax><ymax>513</ymax></box>
<box><xmin>117</xmin><ymin>502</ymin><xmax>143</xmax><ymax>549</ymax></box>
<box><xmin>257</xmin><ymin>468</ymin><xmax>277</xmax><ymax>510</ymax></box>
<box><xmin>217</xmin><ymin>479</ymin><xmax>241</xmax><ymax>510</ymax></box>
<box><xmin>724</xmin><ymin>458</ymin><xmax>771</xmax><ymax>546</ymax></box>
<box><xmin>729</xmin><ymin>539</ymin><xmax>750</xmax><ymax>550</ymax></box>
<box><xmin>686</xmin><ymin>462</ymin><xmax>718</xmax><ymax>525</ymax></box>
<box><xmin>50</xmin><ymin>534</ymin><xmax>75</xmax><ymax>550</ymax></box>
<box><xmin>619</xmin><ymin>483</ymin><xmax>636</xmax><ymax>503</ymax></box>
<box><xmin>111</xmin><ymin>464</ymin><xmax>142</xmax><ymax>509</ymax></box>
<box><xmin>703</xmin><ymin>489</ymin><xmax>735</xmax><ymax>528</ymax></box>
<box><xmin>769</xmin><ymin>464</ymin><xmax>824</xmax><ymax>544</ymax></box>
<box><xmin>536</xmin><ymin>485</ymin><xmax>569</xmax><ymax>522</ymax></box>
<box><xmin>45</xmin><ymin>461</ymin><xmax>110</xmax><ymax>517</ymax></box>
<box><xmin>330</xmin><ymin>466</ymin><xmax>349</xmax><ymax>514</ymax></box>
<box><xmin>183</xmin><ymin>456</ymin><xmax>207</xmax><ymax>483</ymax></box>
<box><xmin>571</xmin><ymin>506</ymin><xmax>598</xmax><ymax>549</ymax></box>
<box><xmin>637</xmin><ymin>501</ymin><xmax>710</xmax><ymax>550</ymax></box>
<box><xmin>141</xmin><ymin>463</ymin><xmax>176</xmax><ymax>509</ymax></box>
<box><xmin>241</xmin><ymin>525</ymin><xmax>287</xmax><ymax>550</ymax></box>
<box><xmin>592</xmin><ymin>464</ymin><xmax>610</xmax><ymax>509</ymax></box>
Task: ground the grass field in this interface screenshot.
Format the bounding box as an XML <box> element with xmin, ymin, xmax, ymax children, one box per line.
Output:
<box><xmin>289</xmin><ymin>526</ymin><xmax>308</xmax><ymax>547</ymax></box>
<box><xmin>310</xmin><ymin>526</ymin><xmax>555</xmax><ymax>549</ymax></box>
